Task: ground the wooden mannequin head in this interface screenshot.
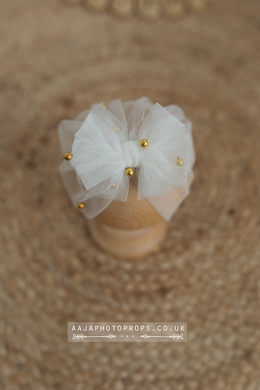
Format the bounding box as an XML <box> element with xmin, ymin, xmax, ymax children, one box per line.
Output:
<box><xmin>94</xmin><ymin>180</ymin><xmax>164</xmax><ymax>230</ymax></box>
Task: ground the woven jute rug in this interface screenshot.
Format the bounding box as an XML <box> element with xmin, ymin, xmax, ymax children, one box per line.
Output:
<box><xmin>1</xmin><ymin>0</ymin><xmax>260</xmax><ymax>389</ymax></box>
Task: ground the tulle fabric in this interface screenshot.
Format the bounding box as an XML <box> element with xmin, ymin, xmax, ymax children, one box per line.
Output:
<box><xmin>58</xmin><ymin>97</ymin><xmax>195</xmax><ymax>220</ymax></box>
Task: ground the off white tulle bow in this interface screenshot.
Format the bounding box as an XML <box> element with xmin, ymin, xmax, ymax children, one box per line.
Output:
<box><xmin>58</xmin><ymin>97</ymin><xmax>195</xmax><ymax>220</ymax></box>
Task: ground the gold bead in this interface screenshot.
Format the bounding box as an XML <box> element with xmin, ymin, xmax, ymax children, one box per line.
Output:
<box><xmin>77</xmin><ymin>202</ymin><xmax>85</xmax><ymax>209</ymax></box>
<box><xmin>140</xmin><ymin>139</ymin><xmax>148</xmax><ymax>148</ymax></box>
<box><xmin>102</xmin><ymin>103</ymin><xmax>107</xmax><ymax>110</ymax></box>
<box><xmin>64</xmin><ymin>152</ymin><xmax>73</xmax><ymax>161</ymax></box>
<box><xmin>125</xmin><ymin>168</ymin><xmax>134</xmax><ymax>177</ymax></box>
<box><xmin>112</xmin><ymin>126</ymin><xmax>119</xmax><ymax>132</ymax></box>
<box><xmin>136</xmin><ymin>120</ymin><xmax>143</xmax><ymax>128</ymax></box>
<box><xmin>175</xmin><ymin>156</ymin><xmax>184</xmax><ymax>166</ymax></box>
<box><xmin>111</xmin><ymin>183</ymin><xmax>116</xmax><ymax>188</ymax></box>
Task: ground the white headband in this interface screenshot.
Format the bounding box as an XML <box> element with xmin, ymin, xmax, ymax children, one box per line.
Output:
<box><xmin>58</xmin><ymin>97</ymin><xmax>195</xmax><ymax>221</ymax></box>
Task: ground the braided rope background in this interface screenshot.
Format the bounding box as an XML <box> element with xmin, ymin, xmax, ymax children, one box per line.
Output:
<box><xmin>63</xmin><ymin>0</ymin><xmax>209</xmax><ymax>19</ymax></box>
<box><xmin>1</xmin><ymin>0</ymin><xmax>260</xmax><ymax>389</ymax></box>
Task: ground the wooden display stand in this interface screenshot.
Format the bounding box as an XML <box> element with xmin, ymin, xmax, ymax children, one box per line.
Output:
<box><xmin>88</xmin><ymin>181</ymin><xmax>169</xmax><ymax>258</ymax></box>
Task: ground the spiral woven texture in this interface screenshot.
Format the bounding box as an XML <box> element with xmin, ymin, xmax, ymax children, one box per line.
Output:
<box><xmin>0</xmin><ymin>0</ymin><xmax>260</xmax><ymax>389</ymax></box>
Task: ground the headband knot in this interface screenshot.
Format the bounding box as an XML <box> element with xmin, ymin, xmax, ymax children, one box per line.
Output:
<box><xmin>118</xmin><ymin>140</ymin><xmax>143</xmax><ymax>169</ymax></box>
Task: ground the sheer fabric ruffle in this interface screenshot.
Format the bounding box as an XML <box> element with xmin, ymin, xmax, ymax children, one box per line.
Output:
<box><xmin>58</xmin><ymin>97</ymin><xmax>195</xmax><ymax>220</ymax></box>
